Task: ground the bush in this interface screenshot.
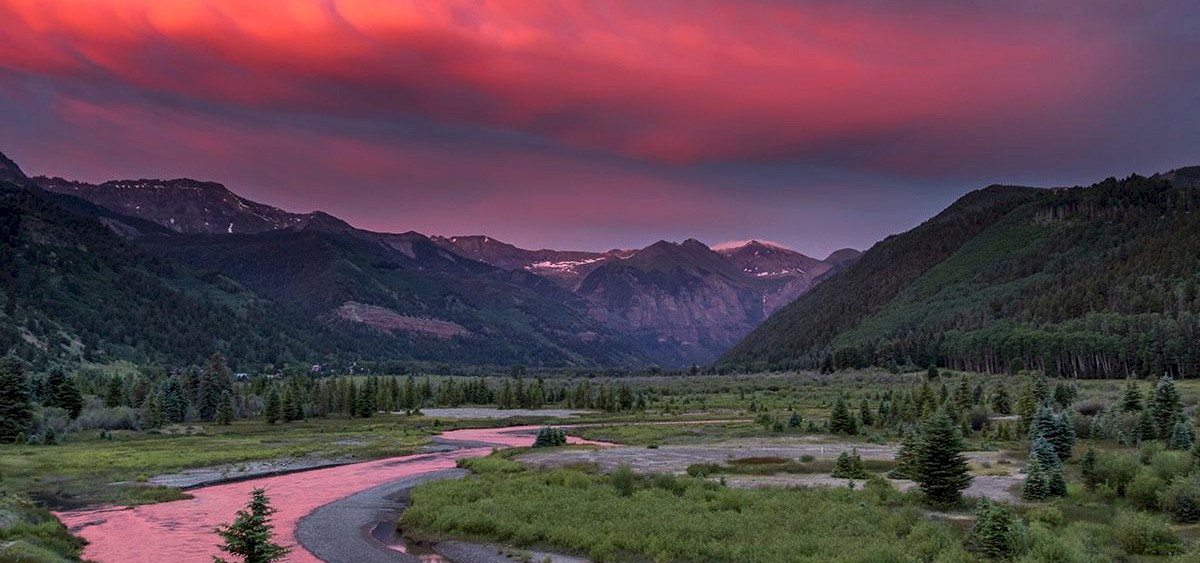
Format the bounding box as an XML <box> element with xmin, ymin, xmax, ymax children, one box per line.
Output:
<box><xmin>1126</xmin><ymin>469</ymin><xmax>1164</xmax><ymax>510</ymax></box>
<box><xmin>1149</xmin><ymin>450</ymin><xmax>1193</xmax><ymax>482</ymax></box>
<box><xmin>611</xmin><ymin>464</ymin><xmax>636</xmax><ymax>497</ymax></box>
<box><xmin>1161</xmin><ymin>475</ymin><xmax>1200</xmax><ymax>523</ymax></box>
<box><xmin>69</xmin><ymin>406</ymin><xmax>141</xmax><ymax>432</ymax></box>
<box><xmin>1113</xmin><ymin>511</ymin><xmax>1182</xmax><ymax>555</ymax></box>
<box><xmin>459</xmin><ymin>456</ymin><xmax>523</xmax><ymax>475</ymax></box>
<box><xmin>686</xmin><ymin>463</ymin><xmax>721</xmax><ymax>478</ymax></box>
<box><xmin>1026</xmin><ymin>505</ymin><xmax>1064</xmax><ymax>527</ymax></box>
<box><xmin>1094</xmin><ymin>452</ymin><xmax>1139</xmax><ymax>496</ymax></box>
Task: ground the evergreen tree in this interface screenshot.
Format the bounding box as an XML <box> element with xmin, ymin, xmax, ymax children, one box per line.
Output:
<box><xmin>198</xmin><ymin>352</ymin><xmax>234</xmax><ymax>421</ymax></box>
<box><xmin>533</xmin><ymin>426</ymin><xmax>566</xmax><ymax>447</ymax></box>
<box><xmin>954</xmin><ymin>375</ymin><xmax>972</xmax><ymax>413</ymax></box>
<box><xmin>280</xmin><ymin>387</ymin><xmax>297</xmax><ymax>422</ymax></box>
<box><xmin>1022</xmin><ymin>458</ymin><xmax>1049</xmax><ymax>501</ymax></box>
<box><xmin>1152</xmin><ymin>376</ymin><xmax>1182</xmax><ymax>439</ymax></box>
<box><xmin>888</xmin><ymin>427</ymin><xmax>920</xmax><ymax>479</ymax></box>
<box><xmin>46</xmin><ymin>368</ymin><xmax>84</xmax><ymax>419</ymax></box>
<box><xmin>927</xmin><ymin>364</ymin><xmax>940</xmax><ymax>379</ymax></box>
<box><xmin>160</xmin><ymin>378</ymin><xmax>188</xmax><ymax>423</ymax></box>
<box><xmin>216</xmin><ymin>391</ymin><xmax>235</xmax><ymax>425</ymax></box>
<box><xmin>1047</xmin><ymin>462</ymin><xmax>1067</xmax><ymax>497</ymax></box>
<box><xmin>859</xmin><ymin>399</ymin><xmax>874</xmax><ymax>427</ymax></box>
<box><xmin>1052</xmin><ymin>381</ymin><xmax>1077</xmax><ymax>409</ymax></box>
<box><xmin>1080</xmin><ymin>447</ymin><xmax>1100</xmax><ymax>491</ymax></box>
<box><xmin>1030</xmin><ymin>435</ymin><xmax>1059</xmax><ymax>470</ymax></box>
<box><xmin>214</xmin><ymin>488</ymin><xmax>290</xmax><ymax>563</ymax></box>
<box><xmin>831</xmin><ymin>449</ymin><xmax>868</xmax><ymax>479</ymax></box>
<box><xmin>1122</xmin><ymin>379</ymin><xmax>1144</xmax><ymax>412</ymax></box>
<box><xmin>1138</xmin><ymin>408</ymin><xmax>1157</xmax><ymax>443</ymax></box>
<box><xmin>355</xmin><ymin>384</ymin><xmax>373</xmax><ymax>418</ymax></box>
<box><xmin>1016</xmin><ymin>379</ymin><xmax>1037</xmax><ymax>432</ymax></box>
<box><xmin>1169</xmin><ymin>419</ymin><xmax>1195</xmax><ymax>451</ymax></box>
<box><xmin>914</xmin><ymin>410</ymin><xmax>973</xmax><ymax>506</ymax></box>
<box><xmin>787</xmin><ymin>411</ymin><xmax>803</xmax><ymax>429</ymax></box>
<box><xmin>263</xmin><ymin>389</ymin><xmax>281</xmax><ymax>424</ymax></box>
<box><xmin>141</xmin><ymin>391</ymin><xmax>165</xmax><ymax>429</ymax></box>
<box><xmin>104</xmin><ymin>376</ymin><xmax>125</xmax><ymax>408</ymax></box>
<box><xmin>0</xmin><ymin>356</ymin><xmax>32</xmax><ymax>441</ymax></box>
<box><xmin>990</xmin><ymin>385</ymin><xmax>1012</xmax><ymax>415</ymax></box>
<box><xmin>829</xmin><ymin>396</ymin><xmax>857</xmax><ymax>435</ymax></box>
<box><xmin>966</xmin><ymin>499</ymin><xmax>1023</xmax><ymax>560</ymax></box>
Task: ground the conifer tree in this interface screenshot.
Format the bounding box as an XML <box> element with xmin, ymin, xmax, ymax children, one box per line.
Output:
<box><xmin>955</xmin><ymin>375</ymin><xmax>972</xmax><ymax>413</ymax></box>
<box><xmin>1080</xmin><ymin>447</ymin><xmax>1100</xmax><ymax>491</ymax></box>
<box><xmin>0</xmin><ymin>356</ymin><xmax>32</xmax><ymax>441</ymax></box>
<box><xmin>1122</xmin><ymin>379</ymin><xmax>1143</xmax><ymax>412</ymax></box>
<box><xmin>1022</xmin><ymin>458</ymin><xmax>1049</xmax><ymax>501</ymax></box>
<box><xmin>105</xmin><ymin>376</ymin><xmax>125</xmax><ymax>408</ymax></box>
<box><xmin>829</xmin><ymin>396</ymin><xmax>857</xmax><ymax>435</ymax></box>
<box><xmin>1168</xmin><ymin>419</ymin><xmax>1195</xmax><ymax>451</ymax></box>
<box><xmin>216</xmin><ymin>391</ymin><xmax>235</xmax><ymax>425</ymax></box>
<box><xmin>263</xmin><ymin>389</ymin><xmax>281</xmax><ymax>424</ymax></box>
<box><xmin>47</xmin><ymin>368</ymin><xmax>84</xmax><ymax>419</ymax></box>
<box><xmin>1016</xmin><ymin>379</ymin><xmax>1038</xmax><ymax>432</ymax></box>
<box><xmin>990</xmin><ymin>385</ymin><xmax>1012</xmax><ymax>415</ymax></box>
<box><xmin>1137</xmin><ymin>408</ymin><xmax>1157</xmax><ymax>443</ymax></box>
<box><xmin>859</xmin><ymin>398</ymin><xmax>874</xmax><ymax>427</ymax></box>
<box><xmin>914</xmin><ymin>410</ymin><xmax>972</xmax><ymax>506</ymax></box>
<box><xmin>1152</xmin><ymin>376</ymin><xmax>1182</xmax><ymax>439</ymax></box>
<box><xmin>787</xmin><ymin>411</ymin><xmax>803</xmax><ymax>429</ymax></box>
<box><xmin>280</xmin><ymin>387</ymin><xmax>297</xmax><ymax>422</ymax></box>
<box><xmin>832</xmin><ymin>449</ymin><xmax>868</xmax><ymax>479</ymax></box>
<box><xmin>888</xmin><ymin>427</ymin><xmax>920</xmax><ymax>479</ymax></box>
<box><xmin>966</xmin><ymin>499</ymin><xmax>1023</xmax><ymax>560</ymax></box>
<box><xmin>214</xmin><ymin>488</ymin><xmax>290</xmax><ymax>563</ymax></box>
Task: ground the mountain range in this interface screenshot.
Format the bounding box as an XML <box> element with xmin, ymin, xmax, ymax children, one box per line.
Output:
<box><xmin>721</xmin><ymin>167</ymin><xmax>1200</xmax><ymax>379</ymax></box>
<box><xmin>3</xmin><ymin>151</ymin><xmax>856</xmax><ymax>369</ymax></box>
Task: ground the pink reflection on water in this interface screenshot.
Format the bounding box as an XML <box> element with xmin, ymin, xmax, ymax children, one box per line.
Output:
<box><xmin>55</xmin><ymin>424</ymin><xmax>607</xmax><ymax>563</ymax></box>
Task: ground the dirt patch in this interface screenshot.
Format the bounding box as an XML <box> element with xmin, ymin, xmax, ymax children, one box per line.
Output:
<box><xmin>336</xmin><ymin>302</ymin><xmax>470</xmax><ymax>338</ymax></box>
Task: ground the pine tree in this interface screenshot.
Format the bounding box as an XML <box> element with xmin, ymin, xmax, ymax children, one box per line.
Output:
<box><xmin>264</xmin><ymin>389</ymin><xmax>281</xmax><ymax>424</ymax></box>
<box><xmin>1080</xmin><ymin>447</ymin><xmax>1100</xmax><ymax>491</ymax></box>
<box><xmin>955</xmin><ymin>375</ymin><xmax>972</xmax><ymax>413</ymax></box>
<box><xmin>859</xmin><ymin>399</ymin><xmax>874</xmax><ymax>427</ymax></box>
<box><xmin>1047</xmin><ymin>462</ymin><xmax>1067</xmax><ymax>497</ymax></box>
<box><xmin>1016</xmin><ymin>378</ymin><xmax>1038</xmax><ymax>432</ymax></box>
<box><xmin>1137</xmin><ymin>408</ymin><xmax>1157</xmax><ymax>443</ymax></box>
<box><xmin>787</xmin><ymin>411</ymin><xmax>803</xmax><ymax>429</ymax></box>
<box><xmin>990</xmin><ymin>385</ymin><xmax>1012</xmax><ymax>415</ymax></box>
<box><xmin>104</xmin><ymin>376</ymin><xmax>125</xmax><ymax>408</ymax></box>
<box><xmin>141</xmin><ymin>392</ymin><xmax>165</xmax><ymax>429</ymax></box>
<box><xmin>888</xmin><ymin>427</ymin><xmax>920</xmax><ymax>479</ymax></box>
<box><xmin>927</xmin><ymin>364</ymin><xmax>940</xmax><ymax>379</ymax></box>
<box><xmin>1152</xmin><ymin>376</ymin><xmax>1182</xmax><ymax>439</ymax></box>
<box><xmin>533</xmin><ymin>426</ymin><xmax>566</xmax><ymax>447</ymax></box>
<box><xmin>0</xmin><ymin>356</ymin><xmax>32</xmax><ymax>441</ymax></box>
<box><xmin>1022</xmin><ymin>458</ymin><xmax>1049</xmax><ymax>501</ymax></box>
<box><xmin>47</xmin><ymin>368</ymin><xmax>84</xmax><ymax>419</ymax></box>
<box><xmin>1052</xmin><ymin>381</ymin><xmax>1077</xmax><ymax>409</ymax></box>
<box><xmin>914</xmin><ymin>410</ymin><xmax>973</xmax><ymax>506</ymax></box>
<box><xmin>1030</xmin><ymin>435</ymin><xmax>1059</xmax><ymax>470</ymax></box>
<box><xmin>831</xmin><ymin>449</ymin><xmax>868</xmax><ymax>479</ymax></box>
<box><xmin>1168</xmin><ymin>419</ymin><xmax>1195</xmax><ymax>451</ymax></box>
<box><xmin>198</xmin><ymin>352</ymin><xmax>234</xmax><ymax>421</ymax></box>
<box><xmin>828</xmin><ymin>396</ymin><xmax>858</xmax><ymax>434</ymax></box>
<box><xmin>966</xmin><ymin>499</ymin><xmax>1023</xmax><ymax>560</ymax></box>
<box><xmin>216</xmin><ymin>391</ymin><xmax>235</xmax><ymax>425</ymax></box>
<box><xmin>1122</xmin><ymin>379</ymin><xmax>1143</xmax><ymax>412</ymax></box>
<box><xmin>214</xmin><ymin>488</ymin><xmax>290</xmax><ymax>563</ymax></box>
<box><xmin>355</xmin><ymin>384</ymin><xmax>373</xmax><ymax>418</ymax></box>
<box><xmin>280</xmin><ymin>387</ymin><xmax>297</xmax><ymax>422</ymax></box>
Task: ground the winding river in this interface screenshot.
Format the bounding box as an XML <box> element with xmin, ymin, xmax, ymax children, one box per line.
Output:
<box><xmin>56</xmin><ymin>425</ymin><xmax>610</xmax><ymax>563</ymax></box>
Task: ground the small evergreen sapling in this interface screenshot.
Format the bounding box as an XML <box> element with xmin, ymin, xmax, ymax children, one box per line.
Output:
<box><xmin>214</xmin><ymin>488</ymin><xmax>290</xmax><ymax>563</ymax></box>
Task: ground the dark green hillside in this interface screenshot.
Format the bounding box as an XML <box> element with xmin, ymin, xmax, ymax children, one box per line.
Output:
<box><xmin>0</xmin><ymin>181</ymin><xmax>321</xmax><ymax>368</ymax></box>
<box><xmin>137</xmin><ymin>228</ymin><xmax>641</xmax><ymax>367</ymax></box>
<box><xmin>722</xmin><ymin>170</ymin><xmax>1200</xmax><ymax>378</ymax></box>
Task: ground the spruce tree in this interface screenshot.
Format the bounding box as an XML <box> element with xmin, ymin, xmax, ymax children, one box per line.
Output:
<box><xmin>1122</xmin><ymin>379</ymin><xmax>1143</xmax><ymax>412</ymax></box>
<box><xmin>829</xmin><ymin>396</ymin><xmax>857</xmax><ymax>435</ymax></box>
<box><xmin>1168</xmin><ymin>419</ymin><xmax>1195</xmax><ymax>451</ymax></box>
<box><xmin>0</xmin><ymin>356</ymin><xmax>32</xmax><ymax>441</ymax></box>
<box><xmin>955</xmin><ymin>375</ymin><xmax>972</xmax><ymax>413</ymax></box>
<box><xmin>888</xmin><ymin>427</ymin><xmax>920</xmax><ymax>479</ymax></box>
<box><xmin>966</xmin><ymin>499</ymin><xmax>1023</xmax><ymax>560</ymax></box>
<box><xmin>1015</xmin><ymin>379</ymin><xmax>1037</xmax><ymax>432</ymax></box>
<box><xmin>216</xmin><ymin>391</ymin><xmax>235</xmax><ymax>425</ymax></box>
<box><xmin>1137</xmin><ymin>408</ymin><xmax>1157</xmax><ymax>443</ymax></box>
<box><xmin>1152</xmin><ymin>376</ymin><xmax>1182</xmax><ymax>439</ymax></box>
<box><xmin>263</xmin><ymin>389</ymin><xmax>281</xmax><ymax>424</ymax></box>
<box><xmin>214</xmin><ymin>488</ymin><xmax>290</xmax><ymax>563</ymax></box>
<box><xmin>1080</xmin><ymin>447</ymin><xmax>1100</xmax><ymax>491</ymax></box>
<box><xmin>47</xmin><ymin>368</ymin><xmax>84</xmax><ymax>419</ymax></box>
<box><xmin>787</xmin><ymin>411</ymin><xmax>803</xmax><ymax>429</ymax></box>
<box><xmin>990</xmin><ymin>385</ymin><xmax>1012</xmax><ymax>415</ymax></box>
<box><xmin>832</xmin><ymin>449</ymin><xmax>868</xmax><ymax>479</ymax></box>
<box><xmin>1047</xmin><ymin>462</ymin><xmax>1067</xmax><ymax>497</ymax></box>
<box><xmin>859</xmin><ymin>399</ymin><xmax>874</xmax><ymax>427</ymax></box>
<box><xmin>1022</xmin><ymin>458</ymin><xmax>1049</xmax><ymax>501</ymax></box>
<box><xmin>104</xmin><ymin>376</ymin><xmax>125</xmax><ymax>408</ymax></box>
<box><xmin>280</xmin><ymin>387</ymin><xmax>297</xmax><ymax>422</ymax></box>
<box><xmin>914</xmin><ymin>410</ymin><xmax>973</xmax><ymax>506</ymax></box>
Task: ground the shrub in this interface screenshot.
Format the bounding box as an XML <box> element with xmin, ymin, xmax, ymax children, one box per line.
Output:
<box><xmin>1126</xmin><ymin>469</ymin><xmax>1164</xmax><ymax>511</ymax></box>
<box><xmin>459</xmin><ymin>456</ymin><xmax>523</xmax><ymax>475</ymax></box>
<box><xmin>1161</xmin><ymin>475</ymin><xmax>1200</xmax><ymax>523</ymax></box>
<box><xmin>69</xmin><ymin>406</ymin><xmax>141</xmax><ymax>432</ymax></box>
<box><xmin>611</xmin><ymin>464</ymin><xmax>636</xmax><ymax>497</ymax></box>
<box><xmin>1094</xmin><ymin>452</ymin><xmax>1139</xmax><ymax>496</ymax></box>
<box><xmin>1026</xmin><ymin>505</ymin><xmax>1064</xmax><ymax>527</ymax></box>
<box><xmin>1149</xmin><ymin>450</ymin><xmax>1193</xmax><ymax>482</ymax></box>
<box><xmin>1112</xmin><ymin>511</ymin><xmax>1182</xmax><ymax>556</ymax></box>
<box><xmin>686</xmin><ymin>463</ymin><xmax>721</xmax><ymax>478</ymax></box>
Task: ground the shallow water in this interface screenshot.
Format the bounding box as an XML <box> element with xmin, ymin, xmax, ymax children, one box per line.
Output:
<box><xmin>56</xmin><ymin>424</ymin><xmax>607</xmax><ymax>563</ymax></box>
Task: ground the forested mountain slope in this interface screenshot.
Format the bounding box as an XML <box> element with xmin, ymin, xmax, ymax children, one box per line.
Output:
<box><xmin>722</xmin><ymin>170</ymin><xmax>1200</xmax><ymax>378</ymax></box>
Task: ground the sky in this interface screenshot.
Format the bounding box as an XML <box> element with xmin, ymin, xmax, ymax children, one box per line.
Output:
<box><xmin>1</xmin><ymin>1</ymin><xmax>1197</xmax><ymax>257</ymax></box>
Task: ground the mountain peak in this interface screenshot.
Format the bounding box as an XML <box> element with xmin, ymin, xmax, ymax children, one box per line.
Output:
<box><xmin>0</xmin><ymin>151</ymin><xmax>33</xmax><ymax>188</ymax></box>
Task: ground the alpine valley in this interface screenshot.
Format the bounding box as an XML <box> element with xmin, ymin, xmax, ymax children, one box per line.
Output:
<box><xmin>1</xmin><ymin>151</ymin><xmax>858</xmax><ymax>370</ymax></box>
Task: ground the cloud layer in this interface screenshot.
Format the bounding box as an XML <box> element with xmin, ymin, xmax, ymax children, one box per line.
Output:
<box><xmin>1</xmin><ymin>0</ymin><xmax>1197</xmax><ymax>255</ymax></box>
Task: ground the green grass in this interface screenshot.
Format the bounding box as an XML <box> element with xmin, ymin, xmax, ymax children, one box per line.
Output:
<box><xmin>401</xmin><ymin>463</ymin><xmax>964</xmax><ymax>562</ymax></box>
